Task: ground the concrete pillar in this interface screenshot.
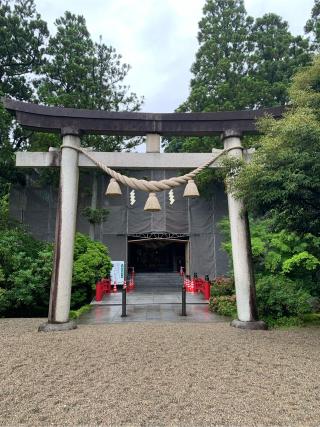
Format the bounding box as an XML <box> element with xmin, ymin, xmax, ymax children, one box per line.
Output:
<box><xmin>146</xmin><ymin>134</ymin><xmax>160</xmax><ymax>153</ymax></box>
<box><xmin>223</xmin><ymin>130</ymin><xmax>267</xmax><ymax>330</ymax></box>
<box><xmin>39</xmin><ymin>133</ymin><xmax>80</xmax><ymax>332</ymax></box>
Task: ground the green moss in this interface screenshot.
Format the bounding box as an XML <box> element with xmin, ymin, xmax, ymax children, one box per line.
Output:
<box><xmin>69</xmin><ymin>304</ymin><xmax>92</xmax><ymax>319</ymax></box>
<box><xmin>301</xmin><ymin>313</ymin><xmax>320</xmax><ymax>326</ymax></box>
<box><xmin>262</xmin><ymin>313</ymin><xmax>320</xmax><ymax>329</ymax></box>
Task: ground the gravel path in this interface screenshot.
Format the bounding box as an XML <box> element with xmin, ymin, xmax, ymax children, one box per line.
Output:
<box><xmin>0</xmin><ymin>318</ymin><xmax>320</xmax><ymax>426</ymax></box>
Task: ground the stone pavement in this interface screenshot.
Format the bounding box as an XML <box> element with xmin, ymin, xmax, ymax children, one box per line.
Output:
<box><xmin>91</xmin><ymin>288</ymin><xmax>207</xmax><ymax>305</ymax></box>
<box><xmin>78</xmin><ymin>303</ymin><xmax>227</xmax><ymax>324</ymax></box>
<box><xmin>78</xmin><ymin>288</ymin><xmax>228</xmax><ymax>324</ymax></box>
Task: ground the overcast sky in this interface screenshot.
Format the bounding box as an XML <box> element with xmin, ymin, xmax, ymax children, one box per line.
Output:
<box><xmin>35</xmin><ymin>0</ymin><xmax>315</xmax><ymax>113</ymax></box>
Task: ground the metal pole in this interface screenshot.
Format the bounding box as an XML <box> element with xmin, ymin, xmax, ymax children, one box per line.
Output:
<box><xmin>181</xmin><ymin>285</ymin><xmax>187</xmax><ymax>317</ymax></box>
<box><xmin>121</xmin><ymin>286</ymin><xmax>127</xmax><ymax>317</ymax></box>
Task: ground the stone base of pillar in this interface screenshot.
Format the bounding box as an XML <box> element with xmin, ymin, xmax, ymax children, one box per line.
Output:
<box><xmin>231</xmin><ymin>319</ymin><xmax>268</xmax><ymax>330</ymax></box>
<box><xmin>38</xmin><ymin>320</ymin><xmax>77</xmax><ymax>332</ymax></box>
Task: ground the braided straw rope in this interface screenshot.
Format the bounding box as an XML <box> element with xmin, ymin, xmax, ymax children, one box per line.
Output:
<box><xmin>61</xmin><ymin>144</ymin><xmax>234</xmax><ymax>193</ymax></box>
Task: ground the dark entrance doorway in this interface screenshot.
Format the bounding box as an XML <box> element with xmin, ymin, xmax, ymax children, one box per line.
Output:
<box><xmin>128</xmin><ymin>238</ymin><xmax>187</xmax><ymax>273</ymax></box>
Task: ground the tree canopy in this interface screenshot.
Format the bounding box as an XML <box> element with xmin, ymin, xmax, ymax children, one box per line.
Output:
<box><xmin>248</xmin><ymin>13</ymin><xmax>311</xmax><ymax>108</ymax></box>
<box><xmin>181</xmin><ymin>0</ymin><xmax>253</xmax><ymax>113</ymax></box>
<box><xmin>233</xmin><ymin>57</ymin><xmax>320</xmax><ymax>235</ymax></box>
<box><xmin>0</xmin><ymin>0</ymin><xmax>48</xmax><ymax>100</ymax></box>
<box><xmin>0</xmin><ymin>0</ymin><xmax>48</xmax><ymax>195</ymax></box>
<box><xmin>165</xmin><ymin>0</ymin><xmax>312</xmax><ymax>154</ymax></box>
<box><xmin>34</xmin><ymin>11</ymin><xmax>143</xmax><ymax>152</ymax></box>
<box><xmin>0</xmin><ymin>1</ymin><xmax>143</xmax><ymax>200</ymax></box>
<box><xmin>305</xmin><ymin>0</ymin><xmax>320</xmax><ymax>50</ymax></box>
<box><xmin>36</xmin><ymin>11</ymin><xmax>141</xmax><ymax>114</ymax></box>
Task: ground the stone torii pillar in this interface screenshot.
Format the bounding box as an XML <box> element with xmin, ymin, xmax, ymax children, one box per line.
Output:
<box><xmin>39</xmin><ymin>130</ymin><xmax>80</xmax><ymax>332</ymax></box>
<box><xmin>222</xmin><ymin>130</ymin><xmax>267</xmax><ymax>330</ymax></box>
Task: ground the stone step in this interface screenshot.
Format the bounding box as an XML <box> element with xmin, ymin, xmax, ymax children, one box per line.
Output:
<box><xmin>135</xmin><ymin>276</ymin><xmax>182</xmax><ymax>282</ymax></box>
<box><xmin>135</xmin><ymin>273</ymin><xmax>181</xmax><ymax>277</ymax></box>
<box><xmin>135</xmin><ymin>275</ymin><xmax>182</xmax><ymax>279</ymax></box>
<box><xmin>135</xmin><ymin>273</ymin><xmax>183</xmax><ymax>290</ymax></box>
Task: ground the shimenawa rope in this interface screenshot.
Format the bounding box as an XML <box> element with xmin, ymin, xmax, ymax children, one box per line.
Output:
<box><xmin>60</xmin><ymin>144</ymin><xmax>242</xmax><ymax>193</ymax></box>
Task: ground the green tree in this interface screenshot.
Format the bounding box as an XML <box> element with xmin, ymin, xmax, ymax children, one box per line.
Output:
<box><xmin>165</xmin><ymin>3</ymin><xmax>311</xmax><ymax>155</ymax></box>
<box><xmin>33</xmin><ymin>11</ymin><xmax>143</xmax><ymax>235</ymax></box>
<box><xmin>248</xmin><ymin>14</ymin><xmax>311</xmax><ymax>107</ymax></box>
<box><xmin>233</xmin><ymin>57</ymin><xmax>320</xmax><ymax>235</ymax></box>
<box><xmin>305</xmin><ymin>0</ymin><xmax>320</xmax><ymax>50</ymax></box>
<box><xmin>0</xmin><ymin>0</ymin><xmax>48</xmax><ymax>198</ymax></box>
<box><xmin>35</xmin><ymin>11</ymin><xmax>142</xmax><ymax>152</ymax></box>
<box><xmin>0</xmin><ymin>0</ymin><xmax>48</xmax><ymax>100</ymax></box>
<box><xmin>165</xmin><ymin>0</ymin><xmax>253</xmax><ymax>155</ymax></box>
<box><xmin>181</xmin><ymin>0</ymin><xmax>253</xmax><ymax>114</ymax></box>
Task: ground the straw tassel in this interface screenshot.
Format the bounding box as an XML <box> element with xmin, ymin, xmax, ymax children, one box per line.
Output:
<box><xmin>183</xmin><ymin>179</ymin><xmax>200</xmax><ymax>198</ymax></box>
<box><xmin>144</xmin><ymin>192</ymin><xmax>161</xmax><ymax>212</ymax></box>
<box><xmin>105</xmin><ymin>178</ymin><xmax>122</xmax><ymax>196</ymax></box>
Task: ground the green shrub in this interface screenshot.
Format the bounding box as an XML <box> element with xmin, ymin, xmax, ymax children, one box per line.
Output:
<box><xmin>0</xmin><ymin>228</ymin><xmax>50</xmax><ymax>316</ymax></box>
<box><xmin>219</xmin><ymin>218</ymin><xmax>320</xmax><ymax>294</ymax></box>
<box><xmin>264</xmin><ymin>316</ymin><xmax>304</xmax><ymax>329</ymax></box>
<box><xmin>0</xmin><ymin>228</ymin><xmax>112</xmax><ymax>316</ymax></box>
<box><xmin>81</xmin><ymin>207</ymin><xmax>109</xmax><ymax>224</ymax></box>
<box><xmin>72</xmin><ymin>233</ymin><xmax>112</xmax><ymax>309</ymax></box>
<box><xmin>218</xmin><ymin>217</ymin><xmax>320</xmax><ymax>325</ymax></box>
<box><xmin>256</xmin><ymin>275</ymin><xmax>312</xmax><ymax>319</ymax></box>
<box><xmin>210</xmin><ymin>276</ymin><xmax>234</xmax><ymax>297</ymax></box>
<box><xmin>209</xmin><ymin>295</ymin><xmax>237</xmax><ymax>318</ymax></box>
<box><xmin>0</xmin><ymin>288</ymin><xmax>10</xmax><ymax>316</ymax></box>
<box><xmin>6</xmin><ymin>246</ymin><xmax>53</xmax><ymax>315</ymax></box>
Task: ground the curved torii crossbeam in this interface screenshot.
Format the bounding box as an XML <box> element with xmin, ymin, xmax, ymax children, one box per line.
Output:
<box><xmin>4</xmin><ymin>98</ymin><xmax>283</xmax><ymax>332</ymax></box>
<box><xmin>3</xmin><ymin>98</ymin><xmax>284</xmax><ymax>136</ymax></box>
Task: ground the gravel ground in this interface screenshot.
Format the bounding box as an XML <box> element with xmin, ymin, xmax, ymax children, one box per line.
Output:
<box><xmin>0</xmin><ymin>318</ymin><xmax>320</xmax><ymax>427</ymax></box>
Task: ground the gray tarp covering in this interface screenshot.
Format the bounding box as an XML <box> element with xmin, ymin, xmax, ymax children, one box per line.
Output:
<box><xmin>10</xmin><ymin>169</ymin><xmax>229</xmax><ymax>278</ymax></box>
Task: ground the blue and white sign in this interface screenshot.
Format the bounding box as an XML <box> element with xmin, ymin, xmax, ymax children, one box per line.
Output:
<box><xmin>110</xmin><ymin>261</ymin><xmax>125</xmax><ymax>285</ymax></box>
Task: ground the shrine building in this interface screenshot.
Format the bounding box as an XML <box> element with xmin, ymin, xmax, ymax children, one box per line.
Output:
<box><xmin>10</xmin><ymin>168</ymin><xmax>229</xmax><ymax>278</ymax></box>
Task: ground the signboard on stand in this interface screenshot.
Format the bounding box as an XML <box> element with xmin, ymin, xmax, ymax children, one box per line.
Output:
<box><xmin>110</xmin><ymin>261</ymin><xmax>125</xmax><ymax>285</ymax></box>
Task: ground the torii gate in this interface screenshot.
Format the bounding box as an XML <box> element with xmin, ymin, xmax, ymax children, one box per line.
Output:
<box><xmin>4</xmin><ymin>98</ymin><xmax>284</xmax><ymax>331</ymax></box>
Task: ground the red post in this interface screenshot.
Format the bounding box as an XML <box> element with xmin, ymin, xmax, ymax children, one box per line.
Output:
<box><xmin>203</xmin><ymin>279</ymin><xmax>211</xmax><ymax>300</ymax></box>
<box><xmin>95</xmin><ymin>281</ymin><xmax>103</xmax><ymax>301</ymax></box>
<box><xmin>129</xmin><ymin>268</ymin><xmax>135</xmax><ymax>290</ymax></box>
<box><xmin>101</xmin><ymin>278</ymin><xmax>110</xmax><ymax>294</ymax></box>
<box><xmin>186</xmin><ymin>276</ymin><xmax>191</xmax><ymax>292</ymax></box>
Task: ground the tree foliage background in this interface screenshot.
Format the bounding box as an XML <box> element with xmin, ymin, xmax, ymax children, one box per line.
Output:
<box><xmin>0</xmin><ymin>0</ymin><xmax>143</xmax><ymax>201</ymax></box>
<box><xmin>165</xmin><ymin>0</ymin><xmax>312</xmax><ymax>154</ymax></box>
